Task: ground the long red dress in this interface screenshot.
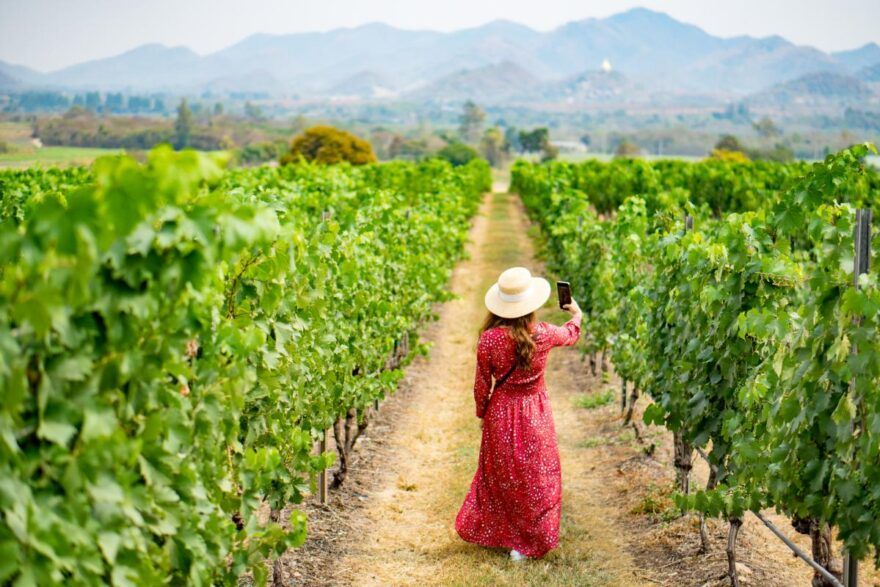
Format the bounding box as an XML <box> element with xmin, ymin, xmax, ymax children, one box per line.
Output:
<box><xmin>455</xmin><ymin>317</ymin><xmax>581</xmax><ymax>558</ymax></box>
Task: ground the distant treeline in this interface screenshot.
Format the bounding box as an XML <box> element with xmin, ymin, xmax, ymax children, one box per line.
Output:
<box><xmin>4</xmin><ymin>91</ymin><xmax>169</xmax><ymax>115</ymax></box>
<box><xmin>33</xmin><ymin>107</ymin><xmax>262</xmax><ymax>151</ymax></box>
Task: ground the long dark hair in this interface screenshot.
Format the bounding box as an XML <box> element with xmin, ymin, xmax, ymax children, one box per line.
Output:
<box><xmin>480</xmin><ymin>311</ymin><xmax>537</xmax><ymax>370</ymax></box>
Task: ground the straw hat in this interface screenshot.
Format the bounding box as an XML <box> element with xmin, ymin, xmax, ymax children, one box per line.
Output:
<box><xmin>484</xmin><ymin>267</ymin><xmax>551</xmax><ymax>319</ymax></box>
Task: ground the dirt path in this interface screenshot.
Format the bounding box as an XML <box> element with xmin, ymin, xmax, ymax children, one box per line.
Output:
<box><xmin>282</xmin><ymin>191</ymin><xmax>640</xmax><ymax>585</ymax></box>
<box><xmin>281</xmin><ymin>188</ymin><xmax>876</xmax><ymax>586</ymax></box>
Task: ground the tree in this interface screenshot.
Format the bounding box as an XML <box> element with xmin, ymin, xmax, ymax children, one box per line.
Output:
<box><xmin>753</xmin><ymin>117</ymin><xmax>781</xmax><ymax>138</ymax></box>
<box><xmin>213</xmin><ymin>102</ymin><xmax>224</xmax><ymax>117</ymax></box>
<box><xmin>480</xmin><ymin>127</ymin><xmax>507</xmax><ymax>167</ymax></box>
<box><xmin>458</xmin><ymin>101</ymin><xmax>485</xmax><ymax>144</ymax></box>
<box><xmin>174</xmin><ymin>99</ymin><xmax>193</xmax><ymax>150</ymax></box>
<box><xmin>519</xmin><ymin>128</ymin><xmax>550</xmax><ymax>154</ymax></box>
<box><xmin>105</xmin><ymin>92</ymin><xmax>124</xmax><ymax>114</ymax></box>
<box><xmin>715</xmin><ymin>134</ymin><xmax>746</xmax><ymax>153</ymax></box>
<box><xmin>614</xmin><ymin>139</ymin><xmax>642</xmax><ymax>158</ymax></box>
<box><xmin>504</xmin><ymin>126</ymin><xmax>522</xmax><ymax>153</ymax></box>
<box><xmin>280</xmin><ymin>126</ymin><xmax>377</xmax><ymax>166</ymax></box>
<box><xmin>387</xmin><ymin>135</ymin><xmax>430</xmax><ymax>161</ymax></box>
<box><xmin>435</xmin><ymin>142</ymin><xmax>480</xmax><ymax>167</ymax></box>
<box><xmin>541</xmin><ymin>142</ymin><xmax>559</xmax><ymax>162</ymax></box>
<box><xmin>84</xmin><ymin>92</ymin><xmax>102</xmax><ymax>112</ymax></box>
<box><xmin>749</xmin><ymin>143</ymin><xmax>794</xmax><ymax>162</ymax></box>
<box><xmin>710</xmin><ymin>148</ymin><xmax>750</xmax><ymax>163</ymax></box>
<box><xmin>244</xmin><ymin>101</ymin><xmax>264</xmax><ymax>121</ymax></box>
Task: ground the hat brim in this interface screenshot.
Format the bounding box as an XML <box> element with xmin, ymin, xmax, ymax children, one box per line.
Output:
<box><xmin>484</xmin><ymin>277</ymin><xmax>551</xmax><ymax>319</ymax></box>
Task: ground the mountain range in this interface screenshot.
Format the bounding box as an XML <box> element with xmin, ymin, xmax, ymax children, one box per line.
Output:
<box><xmin>1</xmin><ymin>8</ymin><xmax>879</xmax><ymax>106</ymax></box>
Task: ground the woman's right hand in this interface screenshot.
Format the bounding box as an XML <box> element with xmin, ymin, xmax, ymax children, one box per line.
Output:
<box><xmin>563</xmin><ymin>299</ymin><xmax>582</xmax><ymax>319</ymax></box>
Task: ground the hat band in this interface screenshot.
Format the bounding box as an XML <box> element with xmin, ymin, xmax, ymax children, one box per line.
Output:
<box><xmin>498</xmin><ymin>284</ymin><xmax>533</xmax><ymax>303</ymax></box>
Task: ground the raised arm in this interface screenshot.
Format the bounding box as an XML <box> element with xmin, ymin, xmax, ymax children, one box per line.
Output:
<box><xmin>473</xmin><ymin>333</ymin><xmax>493</xmax><ymax>419</ymax></box>
<box><xmin>546</xmin><ymin>299</ymin><xmax>583</xmax><ymax>347</ymax></box>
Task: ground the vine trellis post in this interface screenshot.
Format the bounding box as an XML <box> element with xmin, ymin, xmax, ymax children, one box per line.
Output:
<box><xmin>318</xmin><ymin>428</ymin><xmax>329</xmax><ymax>504</ymax></box>
<box><xmin>843</xmin><ymin>208</ymin><xmax>871</xmax><ymax>587</ymax></box>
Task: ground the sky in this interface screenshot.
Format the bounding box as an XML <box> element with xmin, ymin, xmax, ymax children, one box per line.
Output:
<box><xmin>1</xmin><ymin>0</ymin><xmax>879</xmax><ymax>72</ymax></box>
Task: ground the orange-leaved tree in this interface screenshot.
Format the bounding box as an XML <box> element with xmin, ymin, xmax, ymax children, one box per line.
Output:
<box><xmin>280</xmin><ymin>125</ymin><xmax>377</xmax><ymax>165</ymax></box>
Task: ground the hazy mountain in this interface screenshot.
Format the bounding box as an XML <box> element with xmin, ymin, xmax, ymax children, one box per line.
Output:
<box><xmin>205</xmin><ymin>23</ymin><xmax>441</xmax><ymax>87</ymax></box>
<box><xmin>45</xmin><ymin>44</ymin><xmax>205</xmax><ymax>90</ymax></box>
<box><xmin>533</xmin><ymin>8</ymin><xmax>726</xmax><ymax>81</ymax></box>
<box><xmin>203</xmin><ymin>69</ymin><xmax>284</xmax><ymax>94</ymax></box>
<box><xmin>3</xmin><ymin>8</ymin><xmax>878</xmax><ymax>99</ymax></box>
<box><xmin>833</xmin><ymin>43</ymin><xmax>880</xmax><ymax>72</ymax></box>
<box><xmin>407</xmin><ymin>61</ymin><xmax>540</xmax><ymax>102</ymax></box>
<box><xmin>860</xmin><ymin>63</ymin><xmax>880</xmax><ymax>83</ymax></box>
<box><xmin>679</xmin><ymin>36</ymin><xmax>838</xmax><ymax>93</ymax></box>
<box><xmin>748</xmin><ymin>71</ymin><xmax>877</xmax><ymax>108</ymax></box>
<box><xmin>325</xmin><ymin>70</ymin><xmax>399</xmax><ymax>99</ymax></box>
<box><xmin>0</xmin><ymin>60</ymin><xmax>43</xmax><ymax>85</ymax></box>
<box><xmin>0</xmin><ymin>70</ymin><xmax>19</xmax><ymax>90</ymax></box>
<box><xmin>538</xmin><ymin>70</ymin><xmax>637</xmax><ymax>103</ymax></box>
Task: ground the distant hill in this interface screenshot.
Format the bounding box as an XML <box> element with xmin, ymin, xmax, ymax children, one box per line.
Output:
<box><xmin>326</xmin><ymin>70</ymin><xmax>399</xmax><ymax>99</ymax></box>
<box><xmin>0</xmin><ymin>60</ymin><xmax>42</xmax><ymax>85</ymax></box>
<box><xmin>45</xmin><ymin>44</ymin><xmax>205</xmax><ymax>90</ymax></box>
<box><xmin>406</xmin><ymin>61</ymin><xmax>540</xmax><ymax>102</ymax></box>
<box><xmin>860</xmin><ymin>63</ymin><xmax>880</xmax><ymax>83</ymax></box>
<box><xmin>680</xmin><ymin>36</ymin><xmax>838</xmax><ymax>93</ymax></box>
<box><xmin>0</xmin><ymin>69</ymin><xmax>19</xmax><ymax>90</ymax></box>
<box><xmin>2</xmin><ymin>8</ymin><xmax>879</xmax><ymax>99</ymax></box>
<box><xmin>748</xmin><ymin>71</ymin><xmax>877</xmax><ymax>108</ymax></box>
<box><xmin>203</xmin><ymin>69</ymin><xmax>284</xmax><ymax>95</ymax></box>
<box><xmin>538</xmin><ymin>70</ymin><xmax>636</xmax><ymax>103</ymax></box>
<box><xmin>833</xmin><ymin>43</ymin><xmax>880</xmax><ymax>72</ymax></box>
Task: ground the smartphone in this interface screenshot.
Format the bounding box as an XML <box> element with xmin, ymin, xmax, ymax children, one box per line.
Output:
<box><xmin>557</xmin><ymin>281</ymin><xmax>572</xmax><ymax>310</ymax></box>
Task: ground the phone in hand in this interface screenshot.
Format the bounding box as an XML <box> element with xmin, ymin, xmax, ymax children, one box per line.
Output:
<box><xmin>557</xmin><ymin>281</ymin><xmax>572</xmax><ymax>310</ymax></box>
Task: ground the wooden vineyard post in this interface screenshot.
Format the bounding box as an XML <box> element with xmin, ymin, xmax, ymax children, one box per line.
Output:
<box><xmin>843</xmin><ymin>208</ymin><xmax>871</xmax><ymax>587</ymax></box>
<box><xmin>318</xmin><ymin>428</ymin><xmax>329</xmax><ymax>504</ymax></box>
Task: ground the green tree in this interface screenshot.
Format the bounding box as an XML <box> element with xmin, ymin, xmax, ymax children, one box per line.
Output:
<box><xmin>715</xmin><ymin>134</ymin><xmax>746</xmax><ymax>153</ymax></box>
<box><xmin>213</xmin><ymin>102</ymin><xmax>224</xmax><ymax>117</ymax></box>
<box><xmin>748</xmin><ymin>143</ymin><xmax>795</xmax><ymax>162</ymax></box>
<box><xmin>280</xmin><ymin>126</ymin><xmax>377</xmax><ymax>165</ymax></box>
<box><xmin>504</xmin><ymin>126</ymin><xmax>522</xmax><ymax>153</ymax></box>
<box><xmin>753</xmin><ymin>117</ymin><xmax>781</xmax><ymax>138</ymax></box>
<box><xmin>436</xmin><ymin>142</ymin><xmax>480</xmax><ymax>167</ymax></box>
<box><xmin>388</xmin><ymin>135</ymin><xmax>430</xmax><ymax>161</ymax></box>
<box><xmin>541</xmin><ymin>142</ymin><xmax>559</xmax><ymax>162</ymax></box>
<box><xmin>84</xmin><ymin>91</ymin><xmax>101</xmax><ymax>112</ymax></box>
<box><xmin>174</xmin><ymin>98</ymin><xmax>193</xmax><ymax>149</ymax></box>
<box><xmin>479</xmin><ymin>127</ymin><xmax>507</xmax><ymax>167</ymax></box>
<box><xmin>458</xmin><ymin>100</ymin><xmax>485</xmax><ymax>144</ymax></box>
<box><xmin>244</xmin><ymin>101</ymin><xmax>264</xmax><ymax>121</ymax></box>
<box><xmin>519</xmin><ymin>128</ymin><xmax>550</xmax><ymax>153</ymax></box>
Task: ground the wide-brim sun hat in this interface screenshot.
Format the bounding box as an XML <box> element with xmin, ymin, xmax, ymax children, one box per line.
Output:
<box><xmin>484</xmin><ymin>267</ymin><xmax>551</xmax><ymax>319</ymax></box>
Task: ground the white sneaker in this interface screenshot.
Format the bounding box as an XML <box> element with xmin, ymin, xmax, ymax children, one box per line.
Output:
<box><xmin>510</xmin><ymin>549</ymin><xmax>526</xmax><ymax>561</ymax></box>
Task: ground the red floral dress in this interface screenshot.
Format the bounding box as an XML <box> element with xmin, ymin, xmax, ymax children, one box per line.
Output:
<box><xmin>455</xmin><ymin>317</ymin><xmax>581</xmax><ymax>558</ymax></box>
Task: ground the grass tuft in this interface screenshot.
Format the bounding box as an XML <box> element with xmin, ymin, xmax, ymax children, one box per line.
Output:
<box><xmin>574</xmin><ymin>390</ymin><xmax>615</xmax><ymax>410</ymax></box>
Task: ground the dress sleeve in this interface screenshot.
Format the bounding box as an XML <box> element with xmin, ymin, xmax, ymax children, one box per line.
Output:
<box><xmin>544</xmin><ymin>317</ymin><xmax>581</xmax><ymax>348</ymax></box>
<box><xmin>473</xmin><ymin>333</ymin><xmax>493</xmax><ymax>419</ymax></box>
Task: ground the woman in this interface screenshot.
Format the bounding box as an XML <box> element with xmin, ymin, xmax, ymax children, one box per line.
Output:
<box><xmin>455</xmin><ymin>266</ymin><xmax>582</xmax><ymax>561</ymax></box>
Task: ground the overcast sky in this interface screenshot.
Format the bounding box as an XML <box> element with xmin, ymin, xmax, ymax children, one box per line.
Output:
<box><xmin>1</xmin><ymin>0</ymin><xmax>878</xmax><ymax>72</ymax></box>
